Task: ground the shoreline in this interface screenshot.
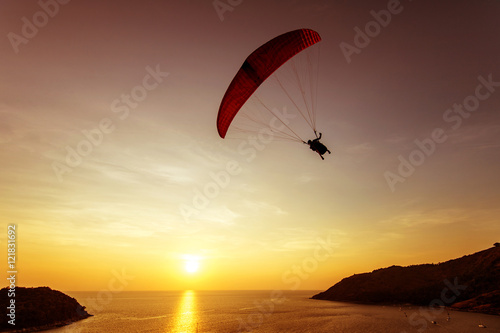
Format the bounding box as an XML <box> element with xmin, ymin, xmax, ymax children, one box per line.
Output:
<box><xmin>309</xmin><ymin>297</ymin><xmax>500</xmax><ymax>317</ymax></box>
<box><xmin>2</xmin><ymin>314</ymin><xmax>92</xmax><ymax>333</ymax></box>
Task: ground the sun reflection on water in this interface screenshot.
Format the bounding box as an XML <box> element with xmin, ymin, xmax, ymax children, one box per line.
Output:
<box><xmin>172</xmin><ymin>290</ymin><xmax>198</xmax><ymax>333</ymax></box>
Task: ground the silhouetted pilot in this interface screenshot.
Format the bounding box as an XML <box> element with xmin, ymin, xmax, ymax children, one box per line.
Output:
<box><xmin>307</xmin><ymin>132</ymin><xmax>331</xmax><ymax>160</ymax></box>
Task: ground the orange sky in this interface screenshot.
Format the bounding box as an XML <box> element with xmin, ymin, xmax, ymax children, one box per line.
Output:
<box><xmin>1</xmin><ymin>0</ymin><xmax>499</xmax><ymax>291</ymax></box>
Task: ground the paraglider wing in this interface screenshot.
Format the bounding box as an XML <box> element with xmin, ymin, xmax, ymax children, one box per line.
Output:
<box><xmin>216</xmin><ymin>29</ymin><xmax>321</xmax><ymax>138</ymax></box>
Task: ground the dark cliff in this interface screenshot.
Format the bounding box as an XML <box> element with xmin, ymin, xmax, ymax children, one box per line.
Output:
<box><xmin>312</xmin><ymin>246</ymin><xmax>500</xmax><ymax>315</ymax></box>
<box><xmin>0</xmin><ymin>286</ymin><xmax>91</xmax><ymax>331</ymax></box>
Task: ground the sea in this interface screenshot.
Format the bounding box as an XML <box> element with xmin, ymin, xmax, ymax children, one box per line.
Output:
<box><xmin>46</xmin><ymin>290</ymin><xmax>500</xmax><ymax>333</ymax></box>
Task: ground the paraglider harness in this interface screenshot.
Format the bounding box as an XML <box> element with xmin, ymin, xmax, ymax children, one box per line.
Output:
<box><xmin>305</xmin><ymin>131</ymin><xmax>330</xmax><ymax>160</ymax></box>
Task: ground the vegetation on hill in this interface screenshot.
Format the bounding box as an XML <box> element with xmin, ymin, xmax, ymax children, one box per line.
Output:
<box><xmin>0</xmin><ymin>286</ymin><xmax>91</xmax><ymax>331</ymax></box>
<box><xmin>312</xmin><ymin>246</ymin><xmax>500</xmax><ymax>315</ymax></box>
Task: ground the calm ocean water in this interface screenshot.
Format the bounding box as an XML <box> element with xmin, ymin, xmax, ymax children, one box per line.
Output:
<box><xmin>46</xmin><ymin>290</ymin><xmax>500</xmax><ymax>333</ymax></box>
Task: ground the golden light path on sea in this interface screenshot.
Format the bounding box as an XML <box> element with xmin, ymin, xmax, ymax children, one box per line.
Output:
<box><xmin>172</xmin><ymin>290</ymin><xmax>198</xmax><ymax>333</ymax></box>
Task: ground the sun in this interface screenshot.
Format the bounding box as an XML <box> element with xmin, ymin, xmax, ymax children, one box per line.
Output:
<box><xmin>183</xmin><ymin>255</ymin><xmax>200</xmax><ymax>274</ymax></box>
<box><xmin>185</xmin><ymin>260</ymin><xmax>199</xmax><ymax>274</ymax></box>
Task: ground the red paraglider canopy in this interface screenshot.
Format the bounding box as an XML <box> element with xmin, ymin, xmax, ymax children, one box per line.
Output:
<box><xmin>217</xmin><ymin>29</ymin><xmax>321</xmax><ymax>138</ymax></box>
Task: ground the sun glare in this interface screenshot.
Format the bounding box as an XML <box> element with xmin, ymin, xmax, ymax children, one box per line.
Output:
<box><xmin>183</xmin><ymin>255</ymin><xmax>200</xmax><ymax>274</ymax></box>
<box><xmin>185</xmin><ymin>260</ymin><xmax>199</xmax><ymax>273</ymax></box>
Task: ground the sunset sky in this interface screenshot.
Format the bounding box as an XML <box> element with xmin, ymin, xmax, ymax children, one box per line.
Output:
<box><xmin>1</xmin><ymin>0</ymin><xmax>499</xmax><ymax>292</ymax></box>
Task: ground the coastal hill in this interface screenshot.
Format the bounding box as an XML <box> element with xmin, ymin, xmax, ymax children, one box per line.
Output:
<box><xmin>0</xmin><ymin>286</ymin><xmax>91</xmax><ymax>331</ymax></box>
<box><xmin>312</xmin><ymin>245</ymin><xmax>500</xmax><ymax>315</ymax></box>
